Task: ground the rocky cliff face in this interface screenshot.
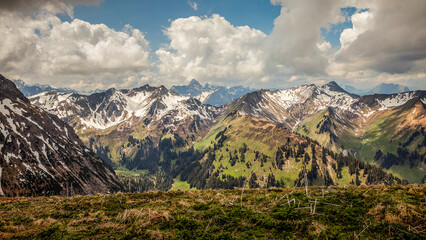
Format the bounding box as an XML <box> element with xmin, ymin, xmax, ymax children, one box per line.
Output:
<box><xmin>0</xmin><ymin>74</ymin><xmax>123</xmax><ymax>197</ymax></box>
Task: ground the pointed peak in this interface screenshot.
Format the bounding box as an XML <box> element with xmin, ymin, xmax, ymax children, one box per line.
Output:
<box><xmin>0</xmin><ymin>74</ymin><xmax>28</xmax><ymax>102</ymax></box>
<box><xmin>105</xmin><ymin>88</ymin><xmax>116</xmax><ymax>93</ymax></box>
<box><xmin>326</xmin><ymin>81</ymin><xmax>339</xmax><ymax>87</ymax></box>
<box><xmin>322</xmin><ymin>81</ymin><xmax>342</xmax><ymax>90</ymax></box>
<box><xmin>322</xmin><ymin>81</ymin><xmax>359</xmax><ymax>98</ymax></box>
<box><xmin>155</xmin><ymin>85</ymin><xmax>169</xmax><ymax>95</ymax></box>
<box><xmin>189</xmin><ymin>79</ymin><xmax>202</xmax><ymax>87</ymax></box>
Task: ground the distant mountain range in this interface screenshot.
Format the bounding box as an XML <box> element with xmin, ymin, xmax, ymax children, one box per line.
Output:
<box><xmin>14</xmin><ymin>78</ymin><xmax>252</xmax><ymax>106</ymax></box>
<box><xmin>0</xmin><ymin>75</ymin><xmax>122</xmax><ymax>197</ymax></box>
<box><xmin>171</xmin><ymin>79</ymin><xmax>255</xmax><ymax>106</ymax></box>
<box><xmin>13</xmin><ymin>79</ymin><xmax>104</xmax><ymax>97</ymax></box>
<box><xmin>344</xmin><ymin>83</ymin><xmax>410</xmax><ymax>96</ymax></box>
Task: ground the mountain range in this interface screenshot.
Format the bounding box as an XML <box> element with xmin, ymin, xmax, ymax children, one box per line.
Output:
<box><xmin>0</xmin><ymin>75</ymin><xmax>122</xmax><ymax>197</ymax></box>
<box><xmin>170</xmin><ymin>79</ymin><xmax>255</xmax><ymax>106</ymax></box>
<box><xmin>13</xmin><ymin>79</ymin><xmax>104</xmax><ymax>97</ymax></box>
<box><xmin>2</xmin><ymin>72</ymin><xmax>424</xmax><ymax>197</ymax></box>
<box><xmin>218</xmin><ymin>80</ymin><xmax>424</xmax><ymax>183</ymax></box>
<box><xmin>344</xmin><ymin>83</ymin><xmax>410</xmax><ymax>96</ymax></box>
<box><xmin>28</xmin><ymin>78</ymin><xmax>421</xmax><ymax>192</ymax></box>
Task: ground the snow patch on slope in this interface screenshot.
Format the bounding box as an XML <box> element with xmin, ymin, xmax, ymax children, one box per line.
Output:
<box><xmin>0</xmin><ymin>99</ymin><xmax>13</xmax><ymax>117</ymax></box>
<box><xmin>3</xmin><ymin>152</ymin><xmax>19</xmax><ymax>164</ymax></box>
<box><xmin>377</xmin><ymin>92</ymin><xmax>415</xmax><ymax>110</ymax></box>
<box><xmin>267</xmin><ymin>85</ymin><xmax>316</xmax><ymax>109</ymax></box>
<box><xmin>196</xmin><ymin>91</ymin><xmax>214</xmax><ymax>103</ymax></box>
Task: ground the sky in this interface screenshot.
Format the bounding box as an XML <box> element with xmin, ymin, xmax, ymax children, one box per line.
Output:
<box><xmin>0</xmin><ymin>0</ymin><xmax>425</xmax><ymax>91</ymax></box>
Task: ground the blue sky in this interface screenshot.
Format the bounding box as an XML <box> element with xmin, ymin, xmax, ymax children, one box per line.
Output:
<box><xmin>63</xmin><ymin>1</ymin><xmax>359</xmax><ymax>50</ymax></box>
<box><xmin>62</xmin><ymin>0</ymin><xmax>282</xmax><ymax>50</ymax></box>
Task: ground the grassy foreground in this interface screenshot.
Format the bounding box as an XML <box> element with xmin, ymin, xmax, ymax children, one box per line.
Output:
<box><xmin>0</xmin><ymin>186</ymin><xmax>425</xmax><ymax>239</ymax></box>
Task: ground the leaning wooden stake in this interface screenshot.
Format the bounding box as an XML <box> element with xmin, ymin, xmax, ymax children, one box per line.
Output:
<box><xmin>304</xmin><ymin>164</ymin><xmax>309</xmax><ymax>197</ymax></box>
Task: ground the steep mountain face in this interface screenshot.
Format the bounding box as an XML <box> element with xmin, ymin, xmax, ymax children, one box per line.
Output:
<box><xmin>0</xmin><ymin>75</ymin><xmax>122</xmax><ymax>197</ymax></box>
<box><xmin>13</xmin><ymin>79</ymin><xmax>104</xmax><ymax>97</ymax></box>
<box><xmin>344</xmin><ymin>83</ymin><xmax>410</xmax><ymax>96</ymax></box>
<box><xmin>30</xmin><ymin>85</ymin><xmax>222</xmax><ymax>171</ymax></box>
<box><xmin>170</xmin><ymin>79</ymin><xmax>255</xmax><ymax>106</ymax></box>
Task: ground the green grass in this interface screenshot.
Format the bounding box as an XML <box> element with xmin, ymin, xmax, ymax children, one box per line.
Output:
<box><xmin>199</xmin><ymin>115</ymin><xmax>305</xmax><ymax>185</ymax></box>
<box><xmin>335</xmin><ymin>167</ymin><xmax>353</xmax><ymax>186</ymax></box>
<box><xmin>193</xmin><ymin>123</ymin><xmax>226</xmax><ymax>151</ymax></box>
<box><xmin>295</xmin><ymin>110</ymin><xmax>338</xmax><ymax>152</ymax></box>
<box><xmin>339</xmin><ymin>130</ymin><xmax>362</xmax><ymax>150</ymax></box>
<box><xmin>0</xmin><ymin>186</ymin><xmax>424</xmax><ymax>239</ymax></box>
<box><xmin>115</xmin><ymin>169</ymin><xmax>148</xmax><ymax>176</ymax></box>
<box><xmin>388</xmin><ymin>165</ymin><xmax>426</xmax><ymax>184</ymax></box>
<box><xmin>171</xmin><ymin>175</ymin><xmax>193</xmax><ymax>191</ymax></box>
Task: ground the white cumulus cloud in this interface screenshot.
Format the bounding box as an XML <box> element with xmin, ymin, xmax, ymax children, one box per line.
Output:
<box><xmin>330</xmin><ymin>0</ymin><xmax>426</xmax><ymax>78</ymax></box>
<box><xmin>265</xmin><ymin>0</ymin><xmax>346</xmax><ymax>77</ymax></box>
<box><xmin>156</xmin><ymin>14</ymin><xmax>266</xmax><ymax>86</ymax></box>
<box><xmin>0</xmin><ymin>11</ymin><xmax>152</xmax><ymax>90</ymax></box>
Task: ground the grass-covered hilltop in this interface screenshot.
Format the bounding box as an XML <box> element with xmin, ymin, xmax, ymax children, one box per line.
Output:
<box><xmin>0</xmin><ymin>185</ymin><xmax>424</xmax><ymax>239</ymax></box>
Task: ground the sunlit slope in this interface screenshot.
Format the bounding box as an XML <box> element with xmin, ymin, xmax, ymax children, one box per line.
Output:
<box><xmin>296</xmin><ymin>98</ymin><xmax>426</xmax><ymax>183</ymax></box>
<box><xmin>188</xmin><ymin>112</ymin><xmax>402</xmax><ymax>188</ymax></box>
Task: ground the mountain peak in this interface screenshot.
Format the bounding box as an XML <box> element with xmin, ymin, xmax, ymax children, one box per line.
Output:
<box><xmin>326</xmin><ymin>81</ymin><xmax>339</xmax><ymax>87</ymax></box>
<box><xmin>189</xmin><ymin>79</ymin><xmax>202</xmax><ymax>87</ymax></box>
<box><xmin>367</xmin><ymin>83</ymin><xmax>410</xmax><ymax>95</ymax></box>
<box><xmin>322</xmin><ymin>81</ymin><xmax>359</xmax><ymax>98</ymax></box>
<box><xmin>0</xmin><ymin>74</ymin><xmax>28</xmax><ymax>102</ymax></box>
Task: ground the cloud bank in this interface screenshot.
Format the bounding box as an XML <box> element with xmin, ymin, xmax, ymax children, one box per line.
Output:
<box><xmin>1</xmin><ymin>0</ymin><xmax>425</xmax><ymax>90</ymax></box>
<box><xmin>0</xmin><ymin>1</ymin><xmax>152</xmax><ymax>89</ymax></box>
<box><xmin>156</xmin><ymin>14</ymin><xmax>266</xmax><ymax>86</ymax></box>
<box><xmin>157</xmin><ymin>0</ymin><xmax>426</xmax><ymax>89</ymax></box>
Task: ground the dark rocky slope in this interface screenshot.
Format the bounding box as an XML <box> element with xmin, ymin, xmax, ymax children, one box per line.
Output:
<box><xmin>0</xmin><ymin>74</ymin><xmax>123</xmax><ymax>197</ymax></box>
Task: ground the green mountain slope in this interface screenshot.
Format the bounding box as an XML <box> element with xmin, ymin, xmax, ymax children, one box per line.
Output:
<box><xmin>178</xmin><ymin>112</ymin><xmax>403</xmax><ymax>189</ymax></box>
<box><xmin>296</xmin><ymin>99</ymin><xmax>426</xmax><ymax>183</ymax></box>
